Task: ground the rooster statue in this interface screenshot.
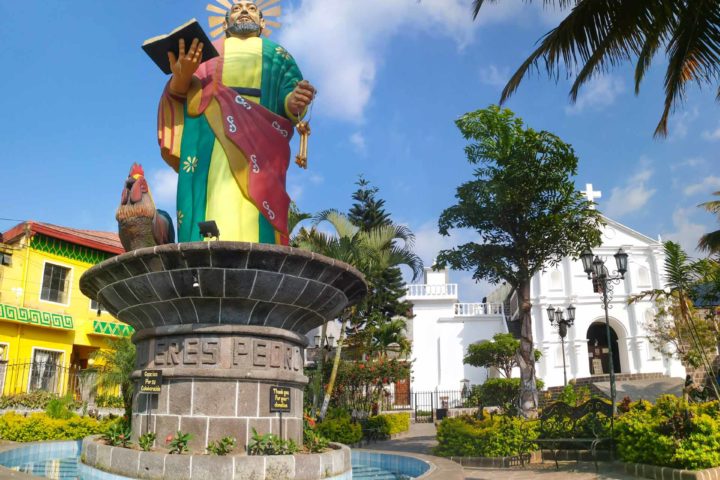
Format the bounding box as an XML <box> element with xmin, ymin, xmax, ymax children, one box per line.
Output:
<box><xmin>116</xmin><ymin>163</ymin><xmax>175</xmax><ymax>251</ymax></box>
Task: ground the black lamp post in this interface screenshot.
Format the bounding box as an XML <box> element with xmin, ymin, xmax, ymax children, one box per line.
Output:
<box><xmin>580</xmin><ymin>247</ymin><xmax>628</xmax><ymax>417</ymax></box>
<box><xmin>546</xmin><ymin>304</ymin><xmax>576</xmax><ymax>386</ymax></box>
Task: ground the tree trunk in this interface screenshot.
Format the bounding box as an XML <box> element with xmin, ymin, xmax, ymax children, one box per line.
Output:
<box><xmin>319</xmin><ymin>317</ymin><xmax>349</xmax><ymax>420</ymax></box>
<box><xmin>310</xmin><ymin>320</ymin><xmax>329</xmax><ymax>417</ymax></box>
<box><xmin>516</xmin><ymin>281</ymin><xmax>538</xmax><ymax>418</ymax></box>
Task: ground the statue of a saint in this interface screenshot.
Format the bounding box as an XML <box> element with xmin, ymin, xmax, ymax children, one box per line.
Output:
<box><xmin>157</xmin><ymin>1</ymin><xmax>315</xmax><ymax>245</ymax></box>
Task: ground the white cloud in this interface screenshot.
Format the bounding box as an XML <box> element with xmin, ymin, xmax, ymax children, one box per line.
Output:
<box><xmin>603</xmin><ymin>165</ymin><xmax>656</xmax><ymax>218</ymax></box>
<box><xmin>683</xmin><ymin>176</ymin><xmax>720</xmax><ymax>196</ymax></box>
<box><xmin>350</xmin><ymin>132</ymin><xmax>366</xmax><ymax>152</ymax></box>
<box><xmin>671</xmin><ymin>157</ymin><xmax>706</xmax><ymax>171</ymax></box>
<box><xmin>479</xmin><ymin>65</ymin><xmax>510</xmax><ymax>88</ymax></box>
<box><xmin>279</xmin><ymin>0</ymin><xmax>479</xmax><ymax>122</ymax></box>
<box><xmin>663</xmin><ymin>207</ymin><xmax>709</xmax><ymax>254</ymax></box>
<box><xmin>149</xmin><ymin>169</ymin><xmax>177</xmax><ymax>212</ymax></box>
<box><xmin>668</xmin><ymin>107</ymin><xmax>698</xmax><ymax>141</ymax></box>
<box><xmin>565</xmin><ymin>75</ymin><xmax>625</xmax><ymax>115</ymax></box>
<box><xmin>702</xmin><ymin>124</ymin><xmax>720</xmax><ymax>141</ymax></box>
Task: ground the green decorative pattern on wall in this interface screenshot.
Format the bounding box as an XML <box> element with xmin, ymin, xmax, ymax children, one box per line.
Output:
<box><xmin>93</xmin><ymin>320</ymin><xmax>134</xmax><ymax>337</ymax></box>
<box><xmin>31</xmin><ymin>234</ymin><xmax>113</xmax><ymax>265</ymax></box>
<box><xmin>0</xmin><ymin>303</ymin><xmax>74</xmax><ymax>330</ymax></box>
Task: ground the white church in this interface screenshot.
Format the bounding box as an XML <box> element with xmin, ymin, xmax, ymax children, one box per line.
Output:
<box><xmin>406</xmin><ymin>185</ymin><xmax>686</xmax><ymax>393</ymax></box>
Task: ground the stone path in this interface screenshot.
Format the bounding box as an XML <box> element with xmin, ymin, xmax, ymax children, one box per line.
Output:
<box><xmin>361</xmin><ymin>422</ymin><xmax>639</xmax><ymax>480</ymax></box>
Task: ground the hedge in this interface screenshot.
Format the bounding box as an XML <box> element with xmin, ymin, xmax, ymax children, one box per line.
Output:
<box><xmin>434</xmin><ymin>414</ymin><xmax>538</xmax><ymax>458</ymax></box>
<box><xmin>315</xmin><ymin>415</ymin><xmax>363</xmax><ymax>445</ymax></box>
<box><xmin>362</xmin><ymin>413</ymin><xmax>410</xmax><ymax>439</ymax></box>
<box><xmin>0</xmin><ymin>412</ymin><xmax>118</xmax><ymax>442</ymax></box>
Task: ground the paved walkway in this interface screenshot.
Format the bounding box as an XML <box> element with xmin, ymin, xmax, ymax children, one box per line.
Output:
<box><xmin>361</xmin><ymin>422</ymin><xmax>638</xmax><ymax>480</ymax></box>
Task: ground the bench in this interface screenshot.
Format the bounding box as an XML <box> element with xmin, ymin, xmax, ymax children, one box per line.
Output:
<box><xmin>534</xmin><ymin>397</ymin><xmax>613</xmax><ymax>470</ymax></box>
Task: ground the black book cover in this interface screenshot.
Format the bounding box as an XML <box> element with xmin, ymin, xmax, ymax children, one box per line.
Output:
<box><xmin>142</xmin><ymin>19</ymin><xmax>220</xmax><ymax>75</ymax></box>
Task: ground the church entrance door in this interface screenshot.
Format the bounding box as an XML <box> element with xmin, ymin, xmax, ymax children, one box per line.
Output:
<box><xmin>586</xmin><ymin>322</ymin><xmax>621</xmax><ymax>375</ymax></box>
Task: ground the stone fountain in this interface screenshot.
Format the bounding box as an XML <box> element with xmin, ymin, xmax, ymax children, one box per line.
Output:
<box><xmin>79</xmin><ymin>241</ymin><xmax>366</xmax><ymax>479</ymax></box>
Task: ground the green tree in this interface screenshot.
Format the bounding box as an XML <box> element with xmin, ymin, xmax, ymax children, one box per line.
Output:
<box><xmin>630</xmin><ymin>241</ymin><xmax>720</xmax><ymax>399</ymax></box>
<box><xmin>295</xmin><ymin>210</ymin><xmax>422</xmax><ymax>419</ymax></box>
<box><xmin>464</xmin><ymin>333</ymin><xmax>541</xmax><ymax>378</ymax></box>
<box><xmin>699</xmin><ymin>191</ymin><xmax>720</xmax><ymax>254</ymax></box>
<box><xmin>437</xmin><ymin>106</ymin><xmax>603</xmax><ymax>417</ymax></box>
<box><xmin>471</xmin><ymin>0</ymin><xmax>720</xmax><ymax>137</ymax></box>
<box><xmin>368</xmin><ymin>317</ymin><xmax>412</xmax><ymax>359</ymax></box>
<box><xmin>90</xmin><ymin>337</ymin><xmax>136</xmax><ymax>420</ymax></box>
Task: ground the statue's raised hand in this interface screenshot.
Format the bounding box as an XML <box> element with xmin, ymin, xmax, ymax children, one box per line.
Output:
<box><xmin>168</xmin><ymin>38</ymin><xmax>204</xmax><ymax>95</ymax></box>
<box><xmin>288</xmin><ymin>80</ymin><xmax>316</xmax><ymax>118</ymax></box>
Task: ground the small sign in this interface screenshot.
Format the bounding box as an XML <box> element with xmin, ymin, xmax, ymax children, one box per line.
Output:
<box><xmin>140</xmin><ymin>369</ymin><xmax>162</xmax><ymax>394</ymax></box>
<box><xmin>270</xmin><ymin>386</ymin><xmax>291</xmax><ymax>412</ymax></box>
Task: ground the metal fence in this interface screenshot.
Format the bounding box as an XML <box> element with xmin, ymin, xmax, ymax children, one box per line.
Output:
<box><xmin>380</xmin><ymin>389</ymin><xmax>467</xmax><ymax>423</ymax></box>
<box><xmin>0</xmin><ymin>360</ymin><xmax>85</xmax><ymax>399</ymax></box>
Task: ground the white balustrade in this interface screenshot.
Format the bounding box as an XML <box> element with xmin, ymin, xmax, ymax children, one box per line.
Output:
<box><xmin>405</xmin><ymin>283</ymin><xmax>458</xmax><ymax>298</ymax></box>
<box><xmin>453</xmin><ymin>303</ymin><xmax>504</xmax><ymax>317</ymax></box>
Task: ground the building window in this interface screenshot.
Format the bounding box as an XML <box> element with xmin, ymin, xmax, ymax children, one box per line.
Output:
<box><xmin>90</xmin><ymin>299</ymin><xmax>107</xmax><ymax>313</ymax></box>
<box><xmin>40</xmin><ymin>263</ymin><xmax>71</xmax><ymax>304</ymax></box>
<box><xmin>29</xmin><ymin>349</ymin><xmax>63</xmax><ymax>393</ymax></box>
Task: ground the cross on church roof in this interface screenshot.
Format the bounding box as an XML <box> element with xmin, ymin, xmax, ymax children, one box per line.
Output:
<box><xmin>582</xmin><ymin>183</ymin><xmax>602</xmax><ymax>209</ymax></box>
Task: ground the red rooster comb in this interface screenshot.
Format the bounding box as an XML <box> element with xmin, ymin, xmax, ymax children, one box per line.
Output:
<box><xmin>129</xmin><ymin>163</ymin><xmax>145</xmax><ymax>178</ymax></box>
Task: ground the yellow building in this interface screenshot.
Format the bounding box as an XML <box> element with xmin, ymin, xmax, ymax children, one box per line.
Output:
<box><xmin>0</xmin><ymin>221</ymin><xmax>130</xmax><ymax>397</ymax></box>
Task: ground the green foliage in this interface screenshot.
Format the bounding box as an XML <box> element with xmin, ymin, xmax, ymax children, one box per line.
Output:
<box><xmin>45</xmin><ymin>395</ymin><xmax>76</xmax><ymax>420</ymax></box>
<box><xmin>90</xmin><ymin>337</ymin><xmax>136</xmax><ymax>420</ymax></box>
<box><xmin>247</xmin><ymin>428</ymin><xmax>298</xmax><ymax>455</ymax></box>
<box><xmin>362</xmin><ymin>413</ymin><xmax>410</xmax><ymax>440</ymax></box>
<box><xmin>464</xmin><ymin>333</ymin><xmax>541</xmax><ymax>378</ymax></box>
<box><xmin>103</xmin><ymin>422</ymin><xmax>132</xmax><ymax>447</ymax></box>
<box><xmin>316</xmin><ymin>412</ymin><xmax>363</xmax><ymax>445</ymax></box>
<box><xmin>303</xmin><ymin>414</ymin><xmax>329</xmax><ymax>453</ymax></box>
<box><xmin>94</xmin><ymin>394</ymin><xmax>124</xmax><ymax>409</ymax></box>
<box><xmin>555</xmin><ymin>383</ymin><xmax>592</xmax><ymax>407</ymax></box>
<box><xmin>0</xmin><ymin>412</ymin><xmax>118</xmax><ymax>442</ymax></box>
<box><xmin>138</xmin><ymin>432</ymin><xmax>156</xmax><ymax>452</ymax></box>
<box><xmin>434</xmin><ymin>415</ymin><xmax>538</xmax><ymax>458</ymax></box>
<box><xmin>465</xmin><ymin>378</ymin><xmax>544</xmax><ymax>411</ymax></box>
<box><xmin>207</xmin><ymin>436</ymin><xmax>236</xmax><ymax>455</ymax></box>
<box><xmin>329</xmin><ymin>359</ymin><xmax>411</xmax><ymax>416</ymax></box>
<box><xmin>167</xmin><ymin>431</ymin><xmax>192</xmax><ymax>454</ymax></box>
<box><xmin>615</xmin><ymin>396</ymin><xmax>720</xmax><ymax>469</ymax></box>
<box><xmin>437</xmin><ymin>106</ymin><xmax>603</xmax><ymax>416</ymax></box>
<box><xmin>0</xmin><ymin>391</ymin><xmax>82</xmax><ymax>411</ymax></box>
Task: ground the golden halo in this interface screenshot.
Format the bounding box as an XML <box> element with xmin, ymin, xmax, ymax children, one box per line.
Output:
<box><xmin>206</xmin><ymin>0</ymin><xmax>282</xmax><ymax>38</ymax></box>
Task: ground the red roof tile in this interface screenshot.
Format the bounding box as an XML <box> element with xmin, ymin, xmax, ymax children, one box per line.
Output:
<box><xmin>2</xmin><ymin>221</ymin><xmax>124</xmax><ymax>255</ymax></box>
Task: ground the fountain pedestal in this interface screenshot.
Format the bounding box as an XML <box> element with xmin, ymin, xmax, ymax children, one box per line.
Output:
<box><xmin>80</xmin><ymin>242</ymin><xmax>365</xmax><ymax>467</ymax></box>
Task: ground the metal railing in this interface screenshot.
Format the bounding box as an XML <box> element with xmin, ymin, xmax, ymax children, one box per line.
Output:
<box><xmin>454</xmin><ymin>302</ymin><xmax>504</xmax><ymax>316</ymax></box>
<box><xmin>380</xmin><ymin>389</ymin><xmax>467</xmax><ymax>422</ymax></box>
<box><xmin>0</xmin><ymin>360</ymin><xmax>84</xmax><ymax>399</ymax></box>
<box><xmin>405</xmin><ymin>284</ymin><xmax>458</xmax><ymax>298</ymax></box>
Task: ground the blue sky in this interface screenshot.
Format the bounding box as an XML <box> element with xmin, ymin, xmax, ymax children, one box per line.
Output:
<box><xmin>0</xmin><ymin>0</ymin><xmax>718</xmax><ymax>301</ymax></box>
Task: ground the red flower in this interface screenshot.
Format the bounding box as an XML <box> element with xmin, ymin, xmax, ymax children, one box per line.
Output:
<box><xmin>165</xmin><ymin>434</ymin><xmax>173</xmax><ymax>444</ymax></box>
<box><xmin>358</xmin><ymin>364</ymin><xmax>365</xmax><ymax>369</ymax></box>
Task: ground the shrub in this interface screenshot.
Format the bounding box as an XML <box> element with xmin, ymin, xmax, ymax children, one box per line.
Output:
<box><xmin>465</xmin><ymin>378</ymin><xmax>544</xmax><ymax>410</ymax></box>
<box><xmin>207</xmin><ymin>436</ymin><xmax>236</xmax><ymax>455</ymax></box>
<box><xmin>45</xmin><ymin>395</ymin><xmax>75</xmax><ymax>420</ymax></box>
<box><xmin>103</xmin><ymin>422</ymin><xmax>131</xmax><ymax>447</ymax></box>
<box><xmin>316</xmin><ymin>413</ymin><xmax>363</xmax><ymax>445</ymax></box>
<box><xmin>0</xmin><ymin>412</ymin><xmax>117</xmax><ymax>442</ymax></box>
<box><xmin>362</xmin><ymin>413</ymin><xmax>410</xmax><ymax>440</ymax></box>
<box><xmin>303</xmin><ymin>414</ymin><xmax>329</xmax><ymax>453</ymax></box>
<box><xmin>434</xmin><ymin>414</ymin><xmax>538</xmax><ymax>458</ymax></box>
<box><xmin>615</xmin><ymin>395</ymin><xmax>720</xmax><ymax>470</ymax></box>
<box><xmin>0</xmin><ymin>391</ymin><xmax>82</xmax><ymax>411</ymax></box>
<box><xmin>94</xmin><ymin>394</ymin><xmax>124</xmax><ymax>409</ymax></box>
<box><xmin>167</xmin><ymin>431</ymin><xmax>192</xmax><ymax>454</ymax></box>
<box><xmin>138</xmin><ymin>432</ymin><xmax>156</xmax><ymax>451</ymax></box>
<box><xmin>555</xmin><ymin>383</ymin><xmax>592</xmax><ymax>406</ymax></box>
<box><xmin>247</xmin><ymin>428</ymin><xmax>298</xmax><ymax>455</ymax></box>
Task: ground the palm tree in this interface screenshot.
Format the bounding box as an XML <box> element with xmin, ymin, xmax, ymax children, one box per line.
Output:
<box><xmin>89</xmin><ymin>337</ymin><xmax>136</xmax><ymax>421</ymax></box>
<box><xmin>699</xmin><ymin>191</ymin><xmax>720</xmax><ymax>254</ymax></box>
<box><xmin>630</xmin><ymin>241</ymin><xmax>720</xmax><ymax>399</ymax></box>
<box><xmin>368</xmin><ymin>317</ymin><xmax>412</xmax><ymax>359</ymax></box>
<box><xmin>471</xmin><ymin>0</ymin><xmax>720</xmax><ymax>136</ymax></box>
<box><xmin>295</xmin><ymin>209</ymin><xmax>422</xmax><ymax>419</ymax></box>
